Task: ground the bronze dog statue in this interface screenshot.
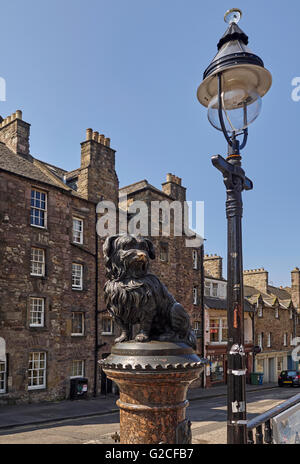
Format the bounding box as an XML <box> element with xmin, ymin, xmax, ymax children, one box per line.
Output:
<box><xmin>103</xmin><ymin>234</ymin><xmax>196</xmax><ymax>349</ymax></box>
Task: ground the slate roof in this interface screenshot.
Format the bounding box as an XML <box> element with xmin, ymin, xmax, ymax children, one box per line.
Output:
<box><xmin>244</xmin><ymin>284</ymin><xmax>294</xmax><ymax>310</ymax></box>
<box><xmin>0</xmin><ymin>143</ymin><xmax>79</xmax><ymax>195</ymax></box>
<box><xmin>204</xmin><ymin>296</ymin><xmax>254</xmax><ymax>313</ymax></box>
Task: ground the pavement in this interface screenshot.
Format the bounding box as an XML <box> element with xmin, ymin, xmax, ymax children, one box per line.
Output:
<box><xmin>0</xmin><ymin>382</ymin><xmax>278</xmax><ymax>431</ymax></box>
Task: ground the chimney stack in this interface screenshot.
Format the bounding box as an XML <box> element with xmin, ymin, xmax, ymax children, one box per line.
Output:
<box><xmin>161</xmin><ymin>173</ymin><xmax>186</xmax><ymax>202</ymax></box>
<box><xmin>0</xmin><ymin>110</ymin><xmax>30</xmax><ymax>158</ymax></box>
<box><xmin>204</xmin><ymin>254</ymin><xmax>223</xmax><ymax>279</ymax></box>
<box><xmin>291</xmin><ymin>267</ymin><xmax>300</xmax><ymax>310</ymax></box>
<box><xmin>77</xmin><ymin>128</ymin><xmax>119</xmax><ymax>204</ymax></box>
<box><xmin>243</xmin><ymin>268</ymin><xmax>268</xmax><ymax>293</ymax></box>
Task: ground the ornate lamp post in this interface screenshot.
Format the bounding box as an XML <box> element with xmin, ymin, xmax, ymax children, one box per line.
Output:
<box><xmin>197</xmin><ymin>9</ymin><xmax>272</xmax><ymax>444</ymax></box>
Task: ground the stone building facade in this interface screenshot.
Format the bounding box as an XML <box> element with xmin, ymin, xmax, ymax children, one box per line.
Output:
<box><xmin>244</xmin><ymin>268</ymin><xmax>299</xmax><ymax>382</ymax></box>
<box><xmin>0</xmin><ymin>111</ymin><xmax>204</xmax><ymax>404</ymax></box>
<box><xmin>203</xmin><ymin>255</ymin><xmax>254</xmax><ymax>387</ymax></box>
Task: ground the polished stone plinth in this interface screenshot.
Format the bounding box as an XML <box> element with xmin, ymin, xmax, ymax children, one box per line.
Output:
<box><xmin>100</xmin><ymin>341</ymin><xmax>206</xmax><ymax>444</ymax></box>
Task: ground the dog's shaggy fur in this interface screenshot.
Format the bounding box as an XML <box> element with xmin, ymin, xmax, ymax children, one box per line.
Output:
<box><xmin>103</xmin><ymin>234</ymin><xmax>196</xmax><ymax>349</ymax></box>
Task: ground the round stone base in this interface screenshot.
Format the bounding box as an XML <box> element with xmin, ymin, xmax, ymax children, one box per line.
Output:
<box><xmin>101</xmin><ymin>341</ymin><xmax>206</xmax><ymax>444</ymax></box>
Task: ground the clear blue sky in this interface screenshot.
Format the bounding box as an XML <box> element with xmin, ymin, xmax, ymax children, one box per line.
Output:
<box><xmin>1</xmin><ymin>0</ymin><xmax>299</xmax><ymax>286</ymax></box>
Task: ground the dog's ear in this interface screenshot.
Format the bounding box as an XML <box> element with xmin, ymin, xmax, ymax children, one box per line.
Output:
<box><xmin>144</xmin><ymin>238</ymin><xmax>155</xmax><ymax>260</ymax></box>
<box><xmin>103</xmin><ymin>234</ymin><xmax>119</xmax><ymax>261</ymax></box>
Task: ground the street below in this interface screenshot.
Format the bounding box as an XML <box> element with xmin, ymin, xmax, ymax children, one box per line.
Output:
<box><xmin>0</xmin><ymin>387</ymin><xmax>297</xmax><ymax>444</ymax></box>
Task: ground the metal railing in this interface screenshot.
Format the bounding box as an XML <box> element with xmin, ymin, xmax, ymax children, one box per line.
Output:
<box><xmin>247</xmin><ymin>392</ymin><xmax>300</xmax><ymax>444</ymax></box>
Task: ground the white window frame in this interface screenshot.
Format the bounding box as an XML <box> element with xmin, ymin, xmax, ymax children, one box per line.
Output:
<box><xmin>70</xmin><ymin>360</ymin><xmax>85</xmax><ymax>378</ymax></box>
<box><xmin>30</xmin><ymin>188</ymin><xmax>47</xmax><ymax>229</ymax></box>
<box><xmin>29</xmin><ymin>297</ymin><xmax>45</xmax><ymax>327</ymax></box>
<box><xmin>193</xmin><ymin>287</ymin><xmax>198</xmax><ymax>305</ymax></box>
<box><xmin>267</xmin><ymin>332</ymin><xmax>271</xmax><ymax>348</ymax></box>
<box><xmin>258</xmin><ymin>304</ymin><xmax>263</xmax><ymax>317</ymax></box>
<box><xmin>71</xmin><ymin>312</ymin><xmax>84</xmax><ymax>336</ymax></box>
<box><xmin>204</xmin><ymin>281</ymin><xmax>211</xmax><ymax>297</ymax></box>
<box><xmin>290</xmin><ymin>310</ymin><xmax>293</xmax><ymax>320</ymax></box>
<box><xmin>193</xmin><ymin>321</ymin><xmax>200</xmax><ymax>334</ymax></box>
<box><xmin>192</xmin><ymin>250</ymin><xmax>198</xmax><ymax>270</ymax></box>
<box><xmin>283</xmin><ymin>332</ymin><xmax>287</xmax><ymax>347</ymax></box>
<box><xmin>73</xmin><ymin>217</ymin><xmax>83</xmax><ymax>244</ymax></box>
<box><xmin>28</xmin><ymin>352</ymin><xmax>46</xmax><ymax>390</ymax></box>
<box><xmin>0</xmin><ymin>359</ymin><xmax>6</xmax><ymax>394</ymax></box>
<box><xmin>30</xmin><ymin>248</ymin><xmax>45</xmax><ymax>276</ymax></box>
<box><xmin>102</xmin><ymin>317</ymin><xmax>115</xmax><ymax>335</ymax></box>
<box><xmin>258</xmin><ymin>332</ymin><xmax>263</xmax><ymax>350</ymax></box>
<box><xmin>209</xmin><ymin>318</ymin><xmax>228</xmax><ymax>344</ymax></box>
<box><xmin>72</xmin><ymin>263</ymin><xmax>83</xmax><ymax>290</ymax></box>
<box><xmin>275</xmin><ymin>307</ymin><xmax>279</xmax><ymax>319</ymax></box>
<box><xmin>212</xmin><ymin>282</ymin><xmax>218</xmax><ymax>297</ymax></box>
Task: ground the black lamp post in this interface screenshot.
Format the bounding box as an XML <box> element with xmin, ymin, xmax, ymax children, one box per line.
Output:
<box><xmin>197</xmin><ymin>9</ymin><xmax>272</xmax><ymax>444</ymax></box>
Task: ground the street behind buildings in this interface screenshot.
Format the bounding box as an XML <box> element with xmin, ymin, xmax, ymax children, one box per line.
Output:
<box><xmin>0</xmin><ymin>387</ymin><xmax>296</xmax><ymax>445</ymax></box>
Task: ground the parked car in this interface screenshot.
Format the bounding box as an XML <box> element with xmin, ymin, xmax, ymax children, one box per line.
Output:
<box><xmin>278</xmin><ymin>370</ymin><xmax>300</xmax><ymax>387</ymax></box>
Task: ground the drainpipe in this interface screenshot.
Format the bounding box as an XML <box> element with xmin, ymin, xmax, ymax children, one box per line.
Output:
<box><xmin>93</xmin><ymin>209</ymin><xmax>108</xmax><ymax>396</ymax></box>
<box><xmin>93</xmin><ymin>209</ymin><xmax>99</xmax><ymax>397</ymax></box>
<box><xmin>200</xmin><ymin>243</ymin><xmax>205</xmax><ymax>387</ymax></box>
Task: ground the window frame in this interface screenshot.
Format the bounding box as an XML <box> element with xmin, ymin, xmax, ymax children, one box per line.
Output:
<box><xmin>267</xmin><ymin>332</ymin><xmax>272</xmax><ymax>348</ymax></box>
<box><xmin>28</xmin><ymin>352</ymin><xmax>46</xmax><ymax>390</ymax></box>
<box><xmin>0</xmin><ymin>359</ymin><xmax>6</xmax><ymax>394</ymax></box>
<box><xmin>212</xmin><ymin>282</ymin><xmax>218</xmax><ymax>297</ymax></box>
<box><xmin>159</xmin><ymin>243</ymin><xmax>169</xmax><ymax>262</ymax></box>
<box><xmin>72</xmin><ymin>217</ymin><xmax>84</xmax><ymax>245</ymax></box>
<box><xmin>70</xmin><ymin>360</ymin><xmax>85</xmax><ymax>378</ymax></box>
<box><xmin>71</xmin><ymin>312</ymin><xmax>85</xmax><ymax>336</ymax></box>
<box><xmin>258</xmin><ymin>332</ymin><xmax>264</xmax><ymax>350</ymax></box>
<box><xmin>30</xmin><ymin>188</ymin><xmax>47</xmax><ymax>229</ymax></box>
<box><xmin>193</xmin><ymin>320</ymin><xmax>200</xmax><ymax>335</ymax></box>
<box><xmin>209</xmin><ymin>317</ymin><xmax>228</xmax><ymax>344</ymax></box>
<box><xmin>204</xmin><ymin>281</ymin><xmax>211</xmax><ymax>297</ymax></box>
<box><xmin>193</xmin><ymin>286</ymin><xmax>198</xmax><ymax>305</ymax></box>
<box><xmin>30</xmin><ymin>247</ymin><xmax>45</xmax><ymax>277</ymax></box>
<box><xmin>101</xmin><ymin>317</ymin><xmax>115</xmax><ymax>335</ymax></box>
<box><xmin>192</xmin><ymin>250</ymin><xmax>198</xmax><ymax>270</ymax></box>
<box><xmin>29</xmin><ymin>297</ymin><xmax>45</xmax><ymax>328</ymax></box>
<box><xmin>72</xmin><ymin>263</ymin><xmax>83</xmax><ymax>290</ymax></box>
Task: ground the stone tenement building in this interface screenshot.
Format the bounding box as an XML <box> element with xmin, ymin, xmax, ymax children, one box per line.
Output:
<box><xmin>202</xmin><ymin>256</ymin><xmax>300</xmax><ymax>385</ymax></box>
<box><xmin>244</xmin><ymin>268</ymin><xmax>299</xmax><ymax>382</ymax></box>
<box><xmin>203</xmin><ymin>254</ymin><xmax>255</xmax><ymax>386</ymax></box>
<box><xmin>0</xmin><ymin>111</ymin><xmax>203</xmax><ymax>403</ymax></box>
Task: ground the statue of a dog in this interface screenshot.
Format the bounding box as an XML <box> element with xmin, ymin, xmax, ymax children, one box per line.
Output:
<box><xmin>103</xmin><ymin>234</ymin><xmax>196</xmax><ymax>349</ymax></box>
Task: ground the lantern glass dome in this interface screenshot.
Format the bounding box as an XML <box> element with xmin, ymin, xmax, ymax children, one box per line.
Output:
<box><xmin>207</xmin><ymin>83</ymin><xmax>262</xmax><ymax>133</ymax></box>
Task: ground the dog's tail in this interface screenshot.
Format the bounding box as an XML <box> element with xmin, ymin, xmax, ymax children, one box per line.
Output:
<box><xmin>170</xmin><ymin>303</ymin><xmax>197</xmax><ymax>350</ymax></box>
<box><xmin>187</xmin><ymin>329</ymin><xmax>197</xmax><ymax>351</ymax></box>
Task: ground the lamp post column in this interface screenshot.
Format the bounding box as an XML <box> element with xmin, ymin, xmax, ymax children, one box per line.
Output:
<box><xmin>212</xmin><ymin>151</ymin><xmax>253</xmax><ymax>444</ymax></box>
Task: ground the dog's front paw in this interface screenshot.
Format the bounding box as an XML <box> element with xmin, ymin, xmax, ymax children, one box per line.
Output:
<box><xmin>115</xmin><ymin>333</ymin><xmax>128</xmax><ymax>343</ymax></box>
<box><xmin>135</xmin><ymin>332</ymin><xmax>150</xmax><ymax>343</ymax></box>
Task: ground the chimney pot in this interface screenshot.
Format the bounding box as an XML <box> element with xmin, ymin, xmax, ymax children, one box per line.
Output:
<box><xmin>93</xmin><ymin>131</ymin><xmax>99</xmax><ymax>142</ymax></box>
<box><xmin>86</xmin><ymin>128</ymin><xmax>93</xmax><ymax>141</ymax></box>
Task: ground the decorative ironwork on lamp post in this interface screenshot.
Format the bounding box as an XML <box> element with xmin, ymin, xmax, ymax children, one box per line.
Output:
<box><xmin>197</xmin><ymin>8</ymin><xmax>272</xmax><ymax>444</ymax></box>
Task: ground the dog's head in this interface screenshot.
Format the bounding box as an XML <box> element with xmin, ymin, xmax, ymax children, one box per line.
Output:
<box><xmin>103</xmin><ymin>234</ymin><xmax>155</xmax><ymax>280</ymax></box>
